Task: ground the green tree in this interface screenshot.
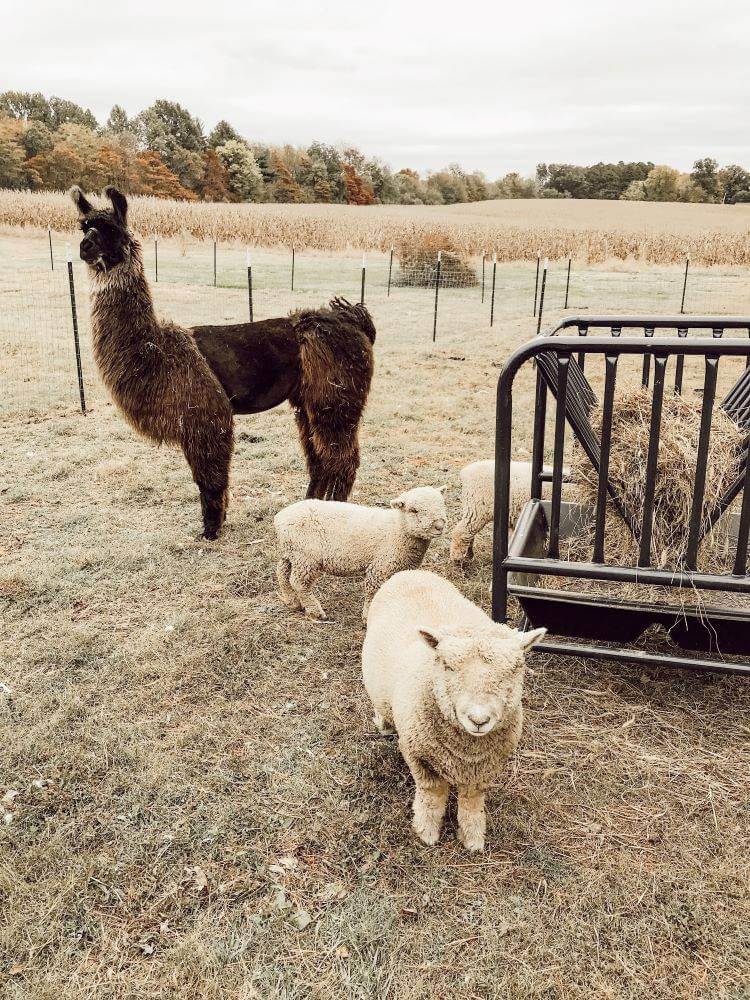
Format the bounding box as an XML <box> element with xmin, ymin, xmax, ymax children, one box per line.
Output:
<box><xmin>0</xmin><ymin>117</ymin><xmax>26</xmax><ymax>188</ymax></box>
<box><xmin>216</xmin><ymin>140</ymin><xmax>264</xmax><ymax>201</ymax></box>
<box><xmin>21</xmin><ymin>120</ymin><xmax>53</xmax><ymax>158</ymax></box>
<box><xmin>690</xmin><ymin>158</ymin><xmax>720</xmax><ymax>202</ymax></box>
<box><xmin>106</xmin><ymin>104</ymin><xmax>132</xmax><ymax>134</ymax></box>
<box><xmin>621</xmin><ymin>179</ymin><xmax>646</xmax><ymax>201</ymax></box>
<box><xmin>718</xmin><ymin>164</ymin><xmax>750</xmax><ymax>204</ymax></box>
<box><xmin>208</xmin><ymin>120</ymin><xmax>243</xmax><ymax>148</ymax></box>
<box><xmin>643</xmin><ymin>165</ymin><xmax>681</xmax><ymax>202</ymax></box>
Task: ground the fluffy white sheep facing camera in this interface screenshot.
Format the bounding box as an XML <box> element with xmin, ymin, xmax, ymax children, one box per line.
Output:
<box><xmin>362</xmin><ymin>569</ymin><xmax>545</xmax><ymax>851</ymax></box>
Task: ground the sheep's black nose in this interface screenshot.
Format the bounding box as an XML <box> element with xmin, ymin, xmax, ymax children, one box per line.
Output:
<box><xmin>468</xmin><ymin>709</ymin><xmax>491</xmax><ymax>728</ymax></box>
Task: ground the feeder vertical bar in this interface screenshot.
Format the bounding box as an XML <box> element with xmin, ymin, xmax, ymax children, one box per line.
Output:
<box><xmin>535</xmin><ymin>259</ymin><xmax>548</xmax><ymax>336</ymax></box>
<box><xmin>533</xmin><ymin>252</ymin><xmax>540</xmax><ymax>316</ymax></box>
<box><xmin>48</xmin><ymin>226</ymin><xmax>54</xmax><ymax>270</ymax></box>
<box><xmin>213</xmin><ymin>240</ymin><xmax>217</xmax><ymax>287</ymax></box>
<box><xmin>360</xmin><ymin>254</ymin><xmax>366</xmax><ymax>306</ymax></box>
<box><xmin>387</xmin><ymin>245</ymin><xmax>394</xmax><ymax>297</ymax></box>
<box><xmin>481</xmin><ymin>250</ymin><xmax>486</xmax><ymax>303</ymax></box>
<box><xmin>680</xmin><ymin>255</ymin><xmax>690</xmax><ymax>314</ymax></box>
<box><xmin>593</xmin><ymin>355</ymin><xmax>619</xmax><ymax>563</ymax></box>
<box><xmin>641</xmin><ymin>325</ymin><xmax>654</xmax><ymax>387</ymax></box>
<box><xmin>530</xmin><ymin>373</ymin><xmax>547</xmax><ymax>501</ymax></box>
<box><xmin>246</xmin><ymin>249</ymin><xmax>254</xmax><ymax>322</ymax></box>
<box><xmin>489</xmin><ymin>253</ymin><xmax>497</xmax><ymax>327</ymax></box>
<box><xmin>155</xmin><ymin>237</ymin><xmax>158</xmax><ymax>282</ymax></box>
<box><xmin>564</xmin><ymin>254</ymin><xmax>571</xmax><ymax>309</ymax></box>
<box><xmin>732</xmin><ymin>444</ymin><xmax>750</xmax><ymax>575</ymax></box>
<box><xmin>66</xmin><ymin>244</ymin><xmax>86</xmax><ymax>415</ymax></box>
<box><xmin>674</xmin><ymin>327</ymin><xmax>688</xmax><ymax>393</ymax></box>
<box><xmin>492</xmin><ymin>369</ymin><xmax>514</xmax><ymax>623</ymax></box>
<box><xmin>684</xmin><ymin>356</ymin><xmax>719</xmax><ymax>570</ymax></box>
<box><xmin>548</xmin><ymin>353</ymin><xmax>569</xmax><ymax>560</ymax></box>
<box><xmin>291</xmin><ymin>246</ymin><xmax>295</xmax><ymax>291</ymax></box>
<box><xmin>637</xmin><ymin>354</ymin><xmax>668</xmax><ymax>567</ymax></box>
<box><xmin>432</xmin><ymin>251</ymin><xmax>441</xmax><ymax>342</ymax></box>
<box><xmin>577</xmin><ymin>323</ymin><xmax>588</xmax><ymax>372</ymax></box>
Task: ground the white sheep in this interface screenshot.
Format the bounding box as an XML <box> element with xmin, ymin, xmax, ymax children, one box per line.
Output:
<box><xmin>449</xmin><ymin>459</ymin><xmax>531</xmax><ymax>562</ymax></box>
<box><xmin>362</xmin><ymin>569</ymin><xmax>545</xmax><ymax>851</ymax></box>
<box><xmin>274</xmin><ymin>487</ymin><xmax>447</xmax><ymax>622</ymax></box>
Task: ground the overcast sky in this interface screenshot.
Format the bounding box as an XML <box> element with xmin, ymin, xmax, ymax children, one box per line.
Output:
<box><xmin>4</xmin><ymin>0</ymin><xmax>748</xmax><ymax>176</ymax></box>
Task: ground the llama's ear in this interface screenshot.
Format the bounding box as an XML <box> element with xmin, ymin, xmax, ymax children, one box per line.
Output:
<box><xmin>69</xmin><ymin>186</ymin><xmax>93</xmax><ymax>216</ymax></box>
<box><xmin>105</xmin><ymin>186</ymin><xmax>128</xmax><ymax>223</ymax></box>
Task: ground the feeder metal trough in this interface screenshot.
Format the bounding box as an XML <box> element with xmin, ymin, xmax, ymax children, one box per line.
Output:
<box><xmin>492</xmin><ymin>317</ymin><xmax>750</xmax><ymax>676</ymax></box>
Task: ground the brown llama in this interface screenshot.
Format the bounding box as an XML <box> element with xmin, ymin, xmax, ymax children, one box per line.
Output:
<box><xmin>71</xmin><ymin>186</ymin><xmax>376</xmax><ymax>539</ymax></box>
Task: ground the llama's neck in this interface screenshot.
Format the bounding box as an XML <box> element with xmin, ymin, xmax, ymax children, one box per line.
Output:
<box><xmin>88</xmin><ymin>240</ymin><xmax>161</xmax><ymax>369</ymax></box>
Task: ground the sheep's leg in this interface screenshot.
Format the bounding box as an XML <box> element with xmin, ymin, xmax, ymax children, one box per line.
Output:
<box><xmin>372</xmin><ymin>707</ymin><xmax>395</xmax><ymax>736</ymax></box>
<box><xmin>289</xmin><ymin>564</ymin><xmax>327</xmax><ymax>620</ymax></box>
<box><xmin>457</xmin><ymin>787</ymin><xmax>486</xmax><ymax>851</ymax></box>
<box><xmin>407</xmin><ymin>757</ymin><xmax>449</xmax><ymax>846</ymax></box>
<box><xmin>276</xmin><ymin>558</ymin><xmax>302</xmax><ymax>610</ymax></box>
<box><xmin>449</xmin><ymin>505</ymin><xmax>492</xmax><ymax>562</ymax></box>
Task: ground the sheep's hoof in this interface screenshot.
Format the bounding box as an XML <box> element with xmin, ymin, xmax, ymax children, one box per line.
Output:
<box><xmin>457</xmin><ymin>828</ymin><xmax>485</xmax><ymax>852</ymax></box>
<box><xmin>373</xmin><ymin>713</ymin><xmax>395</xmax><ymax>736</ymax></box>
<box><xmin>413</xmin><ymin>818</ymin><xmax>441</xmax><ymax>847</ymax></box>
<box><xmin>278</xmin><ymin>592</ymin><xmax>303</xmax><ymax>611</ymax></box>
<box><xmin>304</xmin><ymin>606</ymin><xmax>328</xmax><ymax>621</ymax></box>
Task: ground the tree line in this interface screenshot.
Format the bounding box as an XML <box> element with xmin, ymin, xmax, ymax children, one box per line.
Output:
<box><xmin>1</xmin><ymin>91</ymin><xmax>748</xmax><ymax>206</ymax></box>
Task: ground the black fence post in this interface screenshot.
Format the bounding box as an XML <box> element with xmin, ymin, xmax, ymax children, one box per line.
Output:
<box><xmin>481</xmin><ymin>250</ymin><xmax>486</xmax><ymax>303</ymax></box>
<box><xmin>490</xmin><ymin>253</ymin><xmax>497</xmax><ymax>327</ymax></box>
<box><xmin>387</xmin><ymin>245</ymin><xmax>394</xmax><ymax>297</ymax></box>
<box><xmin>48</xmin><ymin>226</ymin><xmax>54</xmax><ymax>271</ymax></box>
<box><xmin>533</xmin><ymin>252</ymin><xmax>541</xmax><ymax>316</ymax></box>
<box><xmin>213</xmin><ymin>240</ymin><xmax>217</xmax><ymax>287</ymax></box>
<box><xmin>360</xmin><ymin>254</ymin><xmax>366</xmax><ymax>306</ymax></box>
<box><xmin>432</xmin><ymin>251</ymin><xmax>442</xmax><ymax>342</ymax></box>
<box><xmin>247</xmin><ymin>249</ymin><xmax>254</xmax><ymax>322</ymax></box>
<box><xmin>291</xmin><ymin>246</ymin><xmax>295</xmax><ymax>291</ymax></box>
<box><xmin>155</xmin><ymin>237</ymin><xmax>158</xmax><ymax>283</ymax></box>
<box><xmin>564</xmin><ymin>254</ymin><xmax>571</xmax><ymax>309</ymax></box>
<box><xmin>66</xmin><ymin>245</ymin><xmax>86</xmax><ymax>415</ymax></box>
<box><xmin>536</xmin><ymin>258</ymin><xmax>548</xmax><ymax>336</ymax></box>
<box><xmin>680</xmin><ymin>255</ymin><xmax>690</xmax><ymax>314</ymax></box>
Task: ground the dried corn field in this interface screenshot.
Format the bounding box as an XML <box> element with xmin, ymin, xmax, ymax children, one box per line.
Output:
<box><xmin>3</xmin><ymin>189</ymin><xmax>750</xmax><ymax>265</ymax></box>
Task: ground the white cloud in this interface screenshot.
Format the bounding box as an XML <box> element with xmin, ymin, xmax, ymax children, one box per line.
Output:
<box><xmin>4</xmin><ymin>0</ymin><xmax>749</xmax><ymax>174</ymax></box>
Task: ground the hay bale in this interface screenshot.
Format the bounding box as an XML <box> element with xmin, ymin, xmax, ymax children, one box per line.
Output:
<box><xmin>550</xmin><ymin>387</ymin><xmax>748</xmax><ymax>610</ymax></box>
<box><xmin>396</xmin><ymin>234</ymin><xmax>478</xmax><ymax>288</ymax></box>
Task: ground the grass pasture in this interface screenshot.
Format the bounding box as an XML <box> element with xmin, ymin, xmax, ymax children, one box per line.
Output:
<box><xmin>2</xmin><ymin>224</ymin><xmax>750</xmax><ymax>998</ymax></box>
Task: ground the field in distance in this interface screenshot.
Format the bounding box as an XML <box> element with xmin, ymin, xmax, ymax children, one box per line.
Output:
<box><xmin>2</xmin><ymin>189</ymin><xmax>750</xmax><ymax>264</ymax></box>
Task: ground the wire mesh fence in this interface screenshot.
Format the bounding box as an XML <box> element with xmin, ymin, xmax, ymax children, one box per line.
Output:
<box><xmin>1</xmin><ymin>232</ymin><xmax>749</xmax><ymax>418</ymax></box>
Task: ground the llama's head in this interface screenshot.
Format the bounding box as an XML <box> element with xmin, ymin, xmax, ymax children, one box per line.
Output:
<box><xmin>70</xmin><ymin>186</ymin><xmax>133</xmax><ymax>274</ymax></box>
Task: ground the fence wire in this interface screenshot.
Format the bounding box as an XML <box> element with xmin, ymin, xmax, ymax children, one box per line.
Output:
<box><xmin>2</xmin><ymin>235</ymin><xmax>750</xmax><ymax>418</ymax></box>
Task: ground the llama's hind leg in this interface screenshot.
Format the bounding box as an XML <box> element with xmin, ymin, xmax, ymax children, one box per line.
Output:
<box><xmin>292</xmin><ymin>406</ymin><xmax>325</xmax><ymax>499</ymax></box>
<box><xmin>198</xmin><ymin>487</ymin><xmax>226</xmax><ymax>541</ymax></box>
<box><xmin>311</xmin><ymin>429</ymin><xmax>359</xmax><ymax>501</ymax></box>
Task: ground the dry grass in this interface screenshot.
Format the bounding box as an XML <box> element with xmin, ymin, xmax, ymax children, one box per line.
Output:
<box><xmin>3</xmin><ymin>189</ymin><xmax>750</xmax><ymax>265</ymax></box>
<box><xmin>2</xmin><ymin>251</ymin><xmax>750</xmax><ymax>998</ymax></box>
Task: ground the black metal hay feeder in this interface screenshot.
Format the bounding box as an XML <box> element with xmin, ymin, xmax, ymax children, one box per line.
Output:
<box><xmin>492</xmin><ymin>317</ymin><xmax>750</xmax><ymax>676</ymax></box>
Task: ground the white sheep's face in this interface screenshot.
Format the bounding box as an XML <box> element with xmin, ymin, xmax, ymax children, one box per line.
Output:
<box><xmin>420</xmin><ymin>625</ymin><xmax>546</xmax><ymax>737</ymax></box>
<box><xmin>391</xmin><ymin>486</ymin><xmax>447</xmax><ymax>540</ymax></box>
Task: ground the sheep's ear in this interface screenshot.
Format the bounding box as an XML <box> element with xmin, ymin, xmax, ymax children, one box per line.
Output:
<box><xmin>391</xmin><ymin>497</ymin><xmax>406</xmax><ymax>510</ymax></box>
<box><xmin>516</xmin><ymin>627</ymin><xmax>547</xmax><ymax>652</ymax></box>
<box><xmin>70</xmin><ymin>186</ymin><xmax>93</xmax><ymax>216</ymax></box>
<box><xmin>437</xmin><ymin>484</ymin><xmax>448</xmax><ymax>494</ymax></box>
<box><xmin>105</xmin><ymin>186</ymin><xmax>128</xmax><ymax>223</ymax></box>
<box><xmin>418</xmin><ymin>628</ymin><xmax>441</xmax><ymax>649</ymax></box>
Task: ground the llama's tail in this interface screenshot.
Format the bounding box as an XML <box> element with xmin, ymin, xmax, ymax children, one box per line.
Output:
<box><xmin>327</xmin><ymin>296</ymin><xmax>376</xmax><ymax>344</ymax></box>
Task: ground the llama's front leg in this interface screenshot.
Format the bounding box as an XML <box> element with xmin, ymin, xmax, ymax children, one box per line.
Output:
<box><xmin>457</xmin><ymin>786</ymin><xmax>486</xmax><ymax>851</ymax></box>
<box><xmin>199</xmin><ymin>487</ymin><xmax>226</xmax><ymax>540</ymax></box>
<box><xmin>289</xmin><ymin>564</ymin><xmax>327</xmax><ymax>620</ymax></box>
<box><xmin>406</xmin><ymin>756</ymin><xmax>449</xmax><ymax>846</ymax></box>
